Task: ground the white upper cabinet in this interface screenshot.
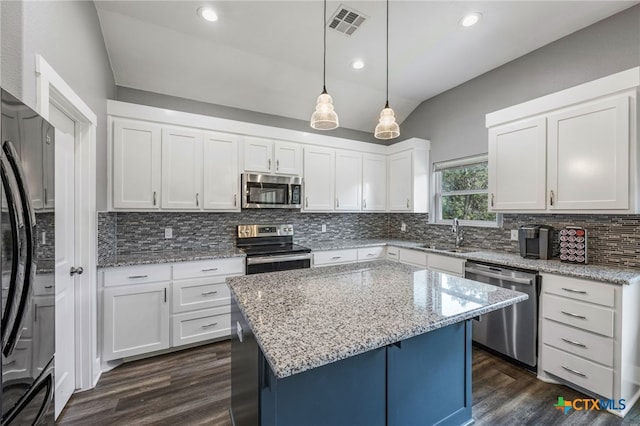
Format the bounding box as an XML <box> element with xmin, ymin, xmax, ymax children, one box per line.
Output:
<box><xmin>547</xmin><ymin>97</ymin><xmax>629</xmax><ymax>210</ymax></box>
<box><xmin>335</xmin><ymin>150</ymin><xmax>362</xmax><ymax>211</ymax></box>
<box><xmin>112</xmin><ymin>119</ymin><xmax>161</xmax><ymax>209</ymax></box>
<box><xmin>362</xmin><ymin>154</ymin><xmax>387</xmax><ymax>211</ymax></box>
<box><xmin>388</xmin><ymin>151</ymin><xmax>413</xmax><ymax>211</ymax></box>
<box><xmin>203</xmin><ymin>132</ymin><xmax>240</xmax><ymax>211</ymax></box>
<box><xmin>486</xmin><ymin>68</ymin><xmax>639</xmax><ymax>213</ymax></box>
<box><xmin>387</xmin><ymin>141</ymin><xmax>429</xmax><ymax>213</ymax></box>
<box><xmin>488</xmin><ymin>117</ymin><xmax>547</xmax><ymax>211</ymax></box>
<box><xmin>243</xmin><ymin>137</ymin><xmax>302</xmax><ymax>176</ymax></box>
<box><xmin>161</xmin><ymin>127</ymin><xmax>203</xmax><ymax>209</ymax></box>
<box><xmin>303</xmin><ymin>147</ymin><xmax>335</xmax><ymax>211</ymax></box>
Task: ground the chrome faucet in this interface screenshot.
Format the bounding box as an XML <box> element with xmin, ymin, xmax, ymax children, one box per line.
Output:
<box><xmin>452</xmin><ymin>218</ymin><xmax>463</xmax><ymax>248</ymax></box>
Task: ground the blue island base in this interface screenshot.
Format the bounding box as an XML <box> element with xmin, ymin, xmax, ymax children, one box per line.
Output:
<box><xmin>231</xmin><ymin>299</ymin><xmax>473</xmax><ymax>426</ymax></box>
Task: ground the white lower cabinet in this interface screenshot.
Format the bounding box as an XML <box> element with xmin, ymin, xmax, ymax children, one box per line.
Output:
<box><xmin>426</xmin><ymin>253</ymin><xmax>465</xmax><ymax>277</ymax></box>
<box><xmin>101</xmin><ymin>257</ymin><xmax>244</xmax><ymax>362</ymax></box>
<box><xmin>539</xmin><ymin>273</ymin><xmax>640</xmax><ymax>415</ymax></box>
<box><xmin>313</xmin><ymin>249</ymin><xmax>359</xmax><ymax>267</ymax></box>
<box><xmin>398</xmin><ymin>248</ymin><xmax>428</xmax><ymax>267</ymax></box>
<box><xmin>357</xmin><ymin>247</ymin><xmax>386</xmax><ymax>262</ymax></box>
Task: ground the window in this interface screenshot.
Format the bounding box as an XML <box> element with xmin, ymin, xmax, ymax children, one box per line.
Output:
<box><xmin>433</xmin><ymin>155</ymin><xmax>498</xmax><ymax>226</ymax></box>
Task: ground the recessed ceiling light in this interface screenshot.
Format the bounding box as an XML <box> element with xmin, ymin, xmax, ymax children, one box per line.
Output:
<box><xmin>351</xmin><ymin>60</ymin><xmax>365</xmax><ymax>70</ymax></box>
<box><xmin>460</xmin><ymin>13</ymin><xmax>481</xmax><ymax>27</ymax></box>
<box><xmin>198</xmin><ymin>7</ymin><xmax>218</xmax><ymax>22</ymax></box>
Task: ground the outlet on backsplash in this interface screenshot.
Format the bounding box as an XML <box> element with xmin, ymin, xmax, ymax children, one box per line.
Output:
<box><xmin>165</xmin><ymin>227</ymin><xmax>173</xmax><ymax>239</ymax></box>
<box><xmin>401</xmin><ymin>223</ymin><xmax>407</xmax><ymax>232</ymax></box>
<box><xmin>321</xmin><ymin>224</ymin><xmax>327</xmax><ymax>233</ymax></box>
<box><xmin>510</xmin><ymin>230</ymin><xmax>518</xmax><ymax>241</ymax></box>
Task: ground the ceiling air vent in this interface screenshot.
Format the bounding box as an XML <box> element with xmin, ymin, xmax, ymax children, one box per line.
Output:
<box><xmin>329</xmin><ymin>5</ymin><xmax>368</xmax><ymax>36</ymax></box>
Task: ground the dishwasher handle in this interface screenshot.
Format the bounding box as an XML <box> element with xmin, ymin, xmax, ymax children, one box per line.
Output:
<box><xmin>465</xmin><ymin>266</ymin><xmax>534</xmax><ymax>286</ymax></box>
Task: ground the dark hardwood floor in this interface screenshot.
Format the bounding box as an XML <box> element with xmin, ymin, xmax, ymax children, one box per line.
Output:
<box><xmin>57</xmin><ymin>341</ymin><xmax>640</xmax><ymax>425</ymax></box>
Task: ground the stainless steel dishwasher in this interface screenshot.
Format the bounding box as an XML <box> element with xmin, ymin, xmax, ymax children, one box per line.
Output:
<box><xmin>465</xmin><ymin>261</ymin><xmax>540</xmax><ymax>368</ymax></box>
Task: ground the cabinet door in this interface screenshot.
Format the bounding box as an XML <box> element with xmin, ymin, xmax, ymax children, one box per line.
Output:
<box><xmin>18</xmin><ymin>111</ymin><xmax>45</xmax><ymax>210</ymax></box>
<box><xmin>273</xmin><ymin>141</ymin><xmax>302</xmax><ymax>175</ymax></box>
<box><xmin>547</xmin><ymin>97</ymin><xmax>629</xmax><ymax>210</ymax></box>
<box><xmin>161</xmin><ymin>127</ymin><xmax>203</xmax><ymax>209</ymax></box>
<box><xmin>32</xmin><ymin>296</ymin><xmax>54</xmax><ymax>376</ymax></box>
<box><xmin>362</xmin><ymin>154</ymin><xmax>387</xmax><ymax>211</ymax></box>
<box><xmin>488</xmin><ymin>117</ymin><xmax>547</xmax><ymax>211</ymax></box>
<box><xmin>335</xmin><ymin>150</ymin><xmax>362</xmax><ymax>211</ymax></box>
<box><xmin>103</xmin><ymin>282</ymin><xmax>170</xmax><ymax>361</ymax></box>
<box><xmin>388</xmin><ymin>151</ymin><xmax>412</xmax><ymax>211</ymax></box>
<box><xmin>203</xmin><ymin>132</ymin><xmax>239</xmax><ymax>210</ymax></box>
<box><xmin>303</xmin><ymin>147</ymin><xmax>335</xmax><ymax>211</ymax></box>
<box><xmin>112</xmin><ymin>119</ymin><xmax>161</xmax><ymax>209</ymax></box>
<box><xmin>243</xmin><ymin>136</ymin><xmax>273</xmax><ymax>173</ymax></box>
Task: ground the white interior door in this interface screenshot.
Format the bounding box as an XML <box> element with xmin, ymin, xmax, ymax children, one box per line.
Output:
<box><xmin>50</xmin><ymin>105</ymin><xmax>76</xmax><ymax>418</ymax></box>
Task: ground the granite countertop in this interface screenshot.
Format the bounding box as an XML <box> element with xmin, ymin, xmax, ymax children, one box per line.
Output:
<box><xmin>98</xmin><ymin>247</ymin><xmax>245</xmax><ymax>268</ymax></box>
<box><xmin>228</xmin><ymin>260</ymin><xmax>527</xmax><ymax>379</ymax></box>
<box><xmin>306</xmin><ymin>238</ymin><xmax>640</xmax><ymax>285</ymax></box>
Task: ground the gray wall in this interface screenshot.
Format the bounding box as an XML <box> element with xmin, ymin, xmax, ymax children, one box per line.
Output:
<box><xmin>401</xmin><ymin>5</ymin><xmax>640</xmax><ymax>165</ymax></box>
<box><xmin>1</xmin><ymin>0</ymin><xmax>116</xmax><ymax>210</ymax></box>
<box><xmin>116</xmin><ymin>86</ymin><xmax>383</xmax><ymax>145</ymax></box>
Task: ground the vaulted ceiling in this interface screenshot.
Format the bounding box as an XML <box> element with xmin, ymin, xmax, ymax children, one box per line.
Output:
<box><xmin>95</xmin><ymin>1</ymin><xmax>637</xmax><ymax>132</ymax></box>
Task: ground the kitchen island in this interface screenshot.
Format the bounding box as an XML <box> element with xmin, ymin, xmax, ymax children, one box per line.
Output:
<box><xmin>228</xmin><ymin>260</ymin><xmax>527</xmax><ymax>426</ymax></box>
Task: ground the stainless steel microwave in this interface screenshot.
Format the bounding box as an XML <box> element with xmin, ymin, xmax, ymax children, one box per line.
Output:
<box><xmin>241</xmin><ymin>173</ymin><xmax>302</xmax><ymax>209</ymax></box>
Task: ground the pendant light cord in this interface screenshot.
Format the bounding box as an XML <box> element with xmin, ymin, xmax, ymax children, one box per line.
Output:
<box><xmin>385</xmin><ymin>0</ymin><xmax>389</xmax><ymax>108</ymax></box>
<box><xmin>322</xmin><ymin>0</ymin><xmax>327</xmax><ymax>94</ymax></box>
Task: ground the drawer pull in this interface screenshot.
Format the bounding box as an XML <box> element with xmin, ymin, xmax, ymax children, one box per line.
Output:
<box><xmin>331</xmin><ymin>256</ymin><xmax>342</xmax><ymax>260</ymax></box>
<box><xmin>561</xmin><ymin>365</ymin><xmax>586</xmax><ymax>377</ymax></box>
<box><xmin>562</xmin><ymin>287</ymin><xmax>587</xmax><ymax>295</ymax></box>
<box><xmin>202</xmin><ymin>322</ymin><xmax>218</xmax><ymax>329</ymax></box>
<box><xmin>201</xmin><ymin>291</ymin><xmax>218</xmax><ymax>296</ymax></box>
<box><xmin>561</xmin><ymin>311</ymin><xmax>587</xmax><ymax>320</ymax></box>
<box><xmin>388</xmin><ymin>252</ymin><xmax>397</xmax><ymax>256</ymax></box>
<box><xmin>44</xmin><ymin>285</ymin><xmax>53</xmax><ymax>289</ymax></box>
<box><xmin>201</xmin><ymin>268</ymin><xmax>219</xmax><ymax>272</ymax></box>
<box><xmin>128</xmin><ymin>275</ymin><xmax>149</xmax><ymax>279</ymax></box>
<box><xmin>367</xmin><ymin>253</ymin><xmax>375</xmax><ymax>257</ymax></box>
<box><xmin>561</xmin><ymin>338</ymin><xmax>587</xmax><ymax>348</ymax></box>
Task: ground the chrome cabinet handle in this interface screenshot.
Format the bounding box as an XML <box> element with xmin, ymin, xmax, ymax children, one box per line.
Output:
<box><xmin>276</xmin><ymin>159</ymin><xmax>279</xmax><ymax>171</ymax></box>
<box><xmin>388</xmin><ymin>252</ymin><xmax>397</xmax><ymax>256</ymax></box>
<box><xmin>196</xmin><ymin>193</ymin><xmax>199</xmax><ymax>207</ymax></box>
<box><xmin>490</xmin><ymin>193</ymin><xmax>494</xmax><ymax>207</ymax></box>
<box><xmin>128</xmin><ymin>275</ymin><xmax>148</xmax><ymax>279</ymax></box>
<box><xmin>202</xmin><ymin>322</ymin><xmax>218</xmax><ymax>329</ymax></box>
<box><xmin>201</xmin><ymin>290</ymin><xmax>218</xmax><ymax>296</ymax></box>
<box><xmin>562</xmin><ymin>287</ymin><xmax>587</xmax><ymax>295</ymax></box>
<box><xmin>201</xmin><ymin>268</ymin><xmax>218</xmax><ymax>272</ymax></box>
<box><xmin>234</xmin><ymin>194</ymin><xmax>237</xmax><ymax>207</ymax></box>
<box><xmin>331</xmin><ymin>256</ymin><xmax>342</xmax><ymax>260</ymax></box>
<box><xmin>69</xmin><ymin>266</ymin><xmax>83</xmax><ymax>276</ymax></box>
<box><xmin>44</xmin><ymin>285</ymin><xmax>53</xmax><ymax>289</ymax></box>
<box><xmin>550</xmin><ymin>190</ymin><xmax>555</xmax><ymax>206</ymax></box>
<box><xmin>153</xmin><ymin>191</ymin><xmax>157</xmax><ymax>206</ymax></box>
<box><xmin>44</xmin><ymin>188</ymin><xmax>47</xmax><ymax>206</ymax></box>
<box><xmin>561</xmin><ymin>338</ymin><xmax>587</xmax><ymax>348</ymax></box>
<box><xmin>363</xmin><ymin>199</ymin><xmax>366</xmax><ymax>209</ymax></box>
<box><xmin>561</xmin><ymin>365</ymin><xmax>586</xmax><ymax>377</ymax></box>
<box><xmin>367</xmin><ymin>253</ymin><xmax>375</xmax><ymax>257</ymax></box>
<box><xmin>561</xmin><ymin>311</ymin><xmax>587</xmax><ymax>320</ymax></box>
<box><xmin>164</xmin><ymin>288</ymin><xmax>167</xmax><ymax>303</ymax></box>
<box><xmin>336</xmin><ymin>197</ymin><xmax>339</xmax><ymax>208</ymax></box>
<box><xmin>406</xmin><ymin>198</ymin><xmax>410</xmax><ymax>209</ymax></box>
<box><xmin>305</xmin><ymin>197</ymin><xmax>309</xmax><ymax>208</ymax></box>
<box><xmin>268</xmin><ymin>158</ymin><xmax>271</xmax><ymax>170</ymax></box>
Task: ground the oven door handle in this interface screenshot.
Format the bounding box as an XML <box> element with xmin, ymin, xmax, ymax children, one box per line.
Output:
<box><xmin>246</xmin><ymin>253</ymin><xmax>313</xmax><ymax>265</ymax></box>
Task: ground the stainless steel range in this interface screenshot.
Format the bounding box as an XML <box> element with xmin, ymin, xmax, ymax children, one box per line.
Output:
<box><xmin>237</xmin><ymin>224</ymin><xmax>311</xmax><ymax>274</ymax></box>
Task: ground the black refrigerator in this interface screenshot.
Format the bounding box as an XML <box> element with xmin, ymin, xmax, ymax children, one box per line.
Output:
<box><xmin>0</xmin><ymin>89</ymin><xmax>55</xmax><ymax>425</ymax></box>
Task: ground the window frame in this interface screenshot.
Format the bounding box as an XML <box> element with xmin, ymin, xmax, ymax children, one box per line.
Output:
<box><xmin>432</xmin><ymin>154</ymin><xmax>501</xmax><ymax>228</ymax></box>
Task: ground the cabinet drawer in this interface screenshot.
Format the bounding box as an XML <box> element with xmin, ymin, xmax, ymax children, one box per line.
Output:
<box><xmin>173</xmin><ymin>258</ymin><xmax>245</xmax><ymax>280</ymax></box>
<box><xmin>542</xmin><ymin>273</ymin><xmax>615</xmax><ymax>307</ymax></box>
<box><xmin>427</xmin><ymin>254</ymin><xmax>464</xmax><ymax>276</ymax></box>
<box><xmin>542</xmin><ymin>319</ymin><xmax>613</xmax><ymax>367</ymax></box>
<box><xmin>542</xmin><ymin>344</ymin><xmax>613</xmax><ymax>399</ymax></box>
<box><xmin>103</xmin><ymin>264</ymin><xmax>171</xmax><ymax>287</ymax></box>
<box><xmin>172</xmin><ymin>278</ymin><xmax>230</xmax><ymax>313</ymax></box>
<box><xmin>314</xmin><ymin>249</ymin><xmax>358</xmax><ymax>266</ymax></box>
<box><xmin>33</xmin><ymin>274</ymin><xmax>54</xmax><ymax>296</ymax></box>
<box><xmin>387</xmin><ymin>246</ymin><xmax>400</xmax><ymax>260</ymax></box>
<box><xmin>171</xmin><ymin>307</ymin><xmax>230</xmax><ymax>346</ymax></box>
<box><xmin>399</xmin><ymin>249</ymin><xmax>427</xmax><ymax>267</ymax></box>
<box><xmin>542</xmin><ymin>294</ymin><xmax>614</xmax><ymax>337</ymax></box>
<box><xmin>357</xmin><ymin>247</ymin><xmax>386</xmax><ymax>261</ymax></box>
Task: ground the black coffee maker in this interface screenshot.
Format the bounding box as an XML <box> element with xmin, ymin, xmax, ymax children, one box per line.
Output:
<box><xmin>518</xmin><ymin>224</ymin><xmax>553</xmax><ymax>259</ymax></box>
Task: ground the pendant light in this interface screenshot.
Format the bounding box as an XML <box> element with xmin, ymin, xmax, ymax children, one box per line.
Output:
<box><xmin>310</xmin><ymin>0</ymin><xmax>339</xmax><ymax>130</ymax></box>
<box><xmin>374</xmin><ymin>0</ymin><xmax>400</xmax><ymax>140</ymax></box>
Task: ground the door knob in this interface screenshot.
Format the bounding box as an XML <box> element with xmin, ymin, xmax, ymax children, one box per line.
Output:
<box><xmin>70</xmin><ymin>266</ymin><xmax>84</xmax><ymax>276</ymax></box>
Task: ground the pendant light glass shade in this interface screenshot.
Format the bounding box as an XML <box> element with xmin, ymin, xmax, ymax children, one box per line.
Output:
<box><xmin>375</xmin><ymin>0</ymin><xmax>399</xmax><ymax>140</ymax></box>
<box><xmin>311</xmin><ymin>89</ymin><xmax>339</xmax><ymax>130</ymax></box>
<box><xmin>374</xmin><ymin>104</ymin><xmax>400</xmax><ymax>139</ymax></box>
<box><xmin>310</xmin><ymin>0</ymin><xmax>339</xmax><ymax>130</ymax></box>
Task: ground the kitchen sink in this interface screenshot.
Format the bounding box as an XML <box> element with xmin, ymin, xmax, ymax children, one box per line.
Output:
<box><xmin>419</xmin><ymin>245</ymin><xmax>479</xmax><ymax>254</ymax></box>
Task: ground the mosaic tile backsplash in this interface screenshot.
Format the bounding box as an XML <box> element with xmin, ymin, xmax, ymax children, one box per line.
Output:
<box><xmin>98</xmin><ymin>211</ymin><xmax>640</xmax><ymax>269</ymax></box>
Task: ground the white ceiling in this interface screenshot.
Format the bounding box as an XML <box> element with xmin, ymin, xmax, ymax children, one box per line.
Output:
<box><xmin>95</xmin><ymin>1</ymin><xmax>638</xmax><ymax>133</ymax></box>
